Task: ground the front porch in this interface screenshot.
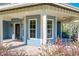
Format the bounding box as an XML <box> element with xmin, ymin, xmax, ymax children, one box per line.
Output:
<box><xmin>2</xmin><ymin>15</ymin><xmax>57</xmax><ymax>46</ymax></box>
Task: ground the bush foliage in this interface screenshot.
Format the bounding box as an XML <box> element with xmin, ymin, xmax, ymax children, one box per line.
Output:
<box><xmin>0</xmin><ymin>38</ymin><xmax>79</xmax><ymax>56</ymax></box>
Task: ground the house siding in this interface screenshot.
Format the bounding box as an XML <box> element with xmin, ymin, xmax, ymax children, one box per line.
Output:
<box><xmin>47</xmin><ymin>15</ymin><xmax>56</xmax><ymax>44</ymax></box>
<box><xmin>57</xmin><ymin>21</ymin><xmax>61</xmax><ymax>38</ymax></box>
<box><xmin>20</xmin><ymin>23</ymin><xmax>24</xmax><ymax>41</ymax></box>
<box><xmin>26</xmin><ymin>15</ymin><xmax>41</xmax><ymax>46</ymax></box>
<box><xmin>3</xmin><ymin>21</ymin><xmax>13</xmax><ymax>39</ymax></box>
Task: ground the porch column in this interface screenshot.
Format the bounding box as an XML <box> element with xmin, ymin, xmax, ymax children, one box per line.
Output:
<box><xmin>24</xmin><ymin>17</ymin><xmax>27</xmax><ymax>44</ymax></box>
<box><xmin>41</xmin><ymin>13</ymin><xmax>47</xmax><ymax>45</ymax></box>
<box><xmin>0</xmin><ymin>19</ymin><xmax>3</xmax><ymax>47</ymax></box>
<box><xmin>78</xmin><ymin>29</ymin><xmax>79</xmax><ymax>41</ymax></box>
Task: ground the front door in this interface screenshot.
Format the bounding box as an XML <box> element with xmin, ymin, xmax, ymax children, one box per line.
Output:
<box><xmin>15</xmin><ymin>24</ymin><xmax>20</xmax><ymax>39</ymax></box>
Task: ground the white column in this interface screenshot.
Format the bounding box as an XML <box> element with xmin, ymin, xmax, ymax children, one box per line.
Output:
<box><xmin>23</xmin><ymin>17</ymin><xmax>27</xmax><ymax>44</ymax></box>
<box><xmin>78</xmin><ymin>28</ymin><xmax>79</xmax><ymax>41</ymax></box>
<box><xmin>55</xmin><ymin>16</ymin><xmax>57</xmax><ymax>42</ymax></box>
<box><xmin>0</xmin><ymin>19</ymin><xmax>3</xmax><ymax>47</ymax></box>
<box><xmin>12</xmin><ymin>24</ymin><xmax>15</xmax><ymax>40</ymax></box>
<box><xmin>41</xmin><ymin>13</ymin><xmax>47</xmax><ymax>45</ymax></box>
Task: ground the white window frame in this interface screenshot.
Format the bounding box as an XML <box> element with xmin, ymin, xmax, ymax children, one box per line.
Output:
<box><xmin>47</xmin><ymin>19</ymin><xmax>54</xmax><ymax>39</ymax></box>
<box><xmin>28</xmin><ymin>19</ymin><xmax>37</xmax><ymax>40</ymax></box>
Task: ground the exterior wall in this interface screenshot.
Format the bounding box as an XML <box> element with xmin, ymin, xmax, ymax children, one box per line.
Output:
<box><xmin>2</xmin><ymin>15</ymin><xmax>57</xmax><ymax>46</ymax></box>
<box><xmin>57</xmin><ymin>21</ymin><xmax>61</xmax><ymax>38</ymax></box>
<box><xmin>3</xmin><ymin>19</ymin><xmax>24</xmax><ymax>41</ymax></box>
<box><xmin>25</xmin><ymin>15</ymin><xmax>56</xmax><ymax>46</ymax></box>
<box><xmin>47</xmin><ymin>15</ymin><xmax>56</xmax><ymax>44</ymax></box>
<box><xmin>26</xmin><ymin>15</ymin><xmax>41</xmax><ymax>46</ymax></box>
<box><xmin>20</xmin><ymin>23</ymin><xmax>24</xmax><ymax>41</ymax></box>
<box><xmin>3</xmin><ymin>21</ymin><xmax>13</xmax><ymax>39</ymax></box>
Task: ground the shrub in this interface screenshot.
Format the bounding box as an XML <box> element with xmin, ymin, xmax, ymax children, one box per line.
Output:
<box><xmin>39</xmin><ymin>38</ymin><xmax>79</xmax><ymax>56</ymax></box>
<box><xmin>1</xmin><ymin>38</ymin><xmax>79</xmax><ymax>56</ymax></box>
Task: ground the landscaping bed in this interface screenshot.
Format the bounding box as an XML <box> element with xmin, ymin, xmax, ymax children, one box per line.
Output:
<box><xmin>0</xmin><ymin>39</ymin><xmax>79</xmax><ymax>56</ymax></box>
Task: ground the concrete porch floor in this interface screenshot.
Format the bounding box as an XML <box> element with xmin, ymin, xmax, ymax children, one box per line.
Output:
<box><xmin>3</xmin><ymin>39</ymin><xmax>25</xmax><ymax>48</ymax></box>
<box><xmin>2</xmin><ymin>39</ymin><xmax>40</xmax><ymax>56</ymax></box>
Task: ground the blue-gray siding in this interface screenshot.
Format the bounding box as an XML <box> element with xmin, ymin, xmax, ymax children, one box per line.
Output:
<box><xmin>26</xmin><ymin>15</ymin><xmax>41</xmax><ymax>46</ymax></box>
<box><xmin>3</xmin><ymin>21</ymin><xmax>13</xmax><ymax>39</ymax></box>
<box><xmin>47</xmin><ymin>15</ymin><xmax>56</xmax><ymax>44</ymax></box>
<box><xmin>57</xmin><ymin>21</ymin><xmax>61</xmax><ymax>38</ymax></box>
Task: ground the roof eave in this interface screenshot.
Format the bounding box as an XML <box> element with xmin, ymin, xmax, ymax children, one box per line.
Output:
<box><xmin>0</xmin><ymin>3</ymin><xmax>79</xmax><ymax>13</ymax></box>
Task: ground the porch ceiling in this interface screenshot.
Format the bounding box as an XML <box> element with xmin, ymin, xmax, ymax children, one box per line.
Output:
<box><xmin>57</xmin><ymin>14</ymin><xmax>79</xmax><ymax>23</ymax></box>
<box><xmin>47</xmin><ymin>5</ymin><xmax>79</xmax><ymax>22</ymax></box>
<box><xmin>0</xmin><ymin>9</ymin><xmax>42</xmax><ymax>20</ymax></box>
<box><xmin>47</xmin><ymin>10</ymin><xmax>79</xmax><ymax>23</ymax></box>
<box><xmin>1</xmin><ymin>10</ymin><xmax>79</xmax><ymax>23</ymax></box>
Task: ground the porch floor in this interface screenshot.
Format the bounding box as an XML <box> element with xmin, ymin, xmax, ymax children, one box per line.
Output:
<box><xmin>3</xmin><ymin>39</ymin><xmax>40</xmax><ymax>56</ymax></box>
<box><xmin>3</xmin><ymin>39</ymin><xmax>25</xmax><ymax>49</ymax></box>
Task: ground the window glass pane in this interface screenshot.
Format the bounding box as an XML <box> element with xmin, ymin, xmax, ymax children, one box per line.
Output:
<box><xmin>30</xmin><ymin>20</ymin><xmax>36</xmax><ymax>38</ymax></box>
<box><xmin>33</xmin><ymin>25</ymin><xmax>36</xmax><ymax>28</ymax></box>
<box><xmin>32</xmin><ymin>21</ymin><xmax>35</xmax><ymax>24</ymax></box>
<box><xmin>47</xmin><ymin>24</ymin><xmax>52</xmax><ymax>28</ymax></box>
<box><xmin>47</xmin><ymin>30</ymin><xmax>52</xmax><ymax>33</ymax></box>
<box><xmin>30</xmin><ymin>25</ymin><xmax>32</xmax><ymax>28</ymax></box>
<box><xmin>30</xmin><ymin>30</ymin><xmax>36</xmax><ymax>38</ymax></box>
<box><xmin>47</xmin><ymin>21</ymin><xmax>52</xmax><ymax>24</ymax></box>
<box><xmin>30</xmin><ymin>21</ymin><xmax>32</xmax><ymax>24</ymax></box>
<box><xmin>47</xmin><ymin>19</ymin><xmax>54</xmax><ymax>38</ymax></box>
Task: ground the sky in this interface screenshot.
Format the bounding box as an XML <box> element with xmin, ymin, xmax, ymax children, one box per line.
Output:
<box><xmin>69</xmin><ymin>3</ymin><xmax>79</xmax><ymax>8</ymax></box>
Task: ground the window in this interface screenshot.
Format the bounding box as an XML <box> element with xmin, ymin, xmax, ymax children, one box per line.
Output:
<box><xmin>29</xmin><ymin>19</ymin><xmax>37</xmax><ymax>38</ymax></box>
<box><xmin>47</xmin><ymin>19</ymin><xmax>54</xmax><ymax>39</ymax></box>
